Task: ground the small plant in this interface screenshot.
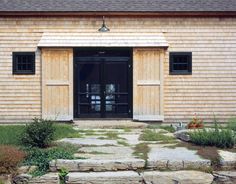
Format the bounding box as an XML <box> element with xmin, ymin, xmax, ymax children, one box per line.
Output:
<box><xmin>21</xmin><ymin>118</ymin><xmax>55</xmax><ymax>148</ymax></box>
<box><xmin>187</xmin><ymin>114</ymin><xmax>204</xmax><ymax>129</ymax></box>
<box><xmin>58</xmin><ymin>167</ymin><xmax>69</xmax><ymax>184</ymax></box>
<box><xmin>23</xmin><ymin>144</ymin><xmax>77</xmax><ymax>176</ymax></box>
<box><xmin>0</xmin><ymin>145</ymin><xmax>25</xmax><ymax>175</ymax></box>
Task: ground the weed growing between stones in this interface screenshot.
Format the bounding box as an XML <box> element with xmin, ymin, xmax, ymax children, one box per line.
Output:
<box><xmin>133</xmin><ymin>143</ymin><xmax>150</xmax><ymax>167</ymax></box>
<box><xmin>139</xmin><ymin>129</ymin><xmax>178</xmax><ymax>143</ymax></box>
<box><xmin>117</xmin><ymin>140</ymin><xmax>130</xmax><ymax>146</ymax></box>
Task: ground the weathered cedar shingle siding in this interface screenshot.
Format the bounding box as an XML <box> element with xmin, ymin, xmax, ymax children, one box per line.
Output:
<box><xmin>0</xmin><ymin>17</ymin><xmax>236</xmax><ymax>123</ymax></box>
<box><xmin>0</xmin><ymin>0</ymin><xmax>236</xmax><ymax>12</ymax></box>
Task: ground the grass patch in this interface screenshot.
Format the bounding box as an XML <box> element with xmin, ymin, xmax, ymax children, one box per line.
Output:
<box><xmin>53</xmin><ymin>124</ymin><xmax>82</xmax><ymax>140</ymax></box>
<box><xmin>0</xmin><ymin>123</ymin><xmax>82</xmax><ymax>145</ymax></box>
<box><xmin>123</xmin><ymin>128</ymin><xmax>132</xmax><ymax>132</ymax></box>
<box><xmin>105</xmin><ymin>132</ymin><xmax>119</xmax><ymax>139</ymax></box>
<box><xmin>139</xmin><ymin>129</ymin><xmax>177</xmax><ymax>143</ymax></box>
<box><xmin>117</xmin><ymin>140</ymin><xmax>130</xmax><ymax>146</ymax></box>
<box><xmin>160</xmin><ymin>126</ymin><xmax>175</xmax><ymax>133</ymax></box>
<box><xmin>0</xmin><ymin>125</ymin><xmax>25</xmax><ymax>145</ymax></box>
<box><xmin>133</xmin><ymin>143</ymin><xmax>150</xmax><ymax>166</ymax></box>
<box><xmin>147</xmin><ymin>124</ymin><xmax>175</xmax><ymax>133</ymax></box>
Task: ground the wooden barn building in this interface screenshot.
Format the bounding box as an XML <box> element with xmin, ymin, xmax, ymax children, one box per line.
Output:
<box><xmin>0</xmin><ymin>0</ymin><xmax>236</xmax><ymax>123</ymax></box>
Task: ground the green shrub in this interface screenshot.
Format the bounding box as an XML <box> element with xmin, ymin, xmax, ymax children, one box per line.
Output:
<box><xmin>23</xmin><ymin>144</ymin><xmax>77</xmax><ymax>176</ymax></box>
<box><xmin>189</xmin><ymin>127</ymin><xmax>235</xmax><ymax>148</ymax></box>
<box><xmin>227</xmin><ymin>118</ymin><xmax>236</xmax><ymax>131</ymax></box>
<box><xmin>21</xmin><ymin>119</ymin><xmax>55</xmax><ymax>148</ymax></box>
<box><xmin>0</xmin><ymin>145</ymin><xmax>25</xmax><ymax>174</ymax></box>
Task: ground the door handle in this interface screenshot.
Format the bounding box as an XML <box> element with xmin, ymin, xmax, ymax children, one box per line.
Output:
<box><xmin>86</xmin><ymin>84</ymin><xmax>89</xmax><ymax>98</ymax></box>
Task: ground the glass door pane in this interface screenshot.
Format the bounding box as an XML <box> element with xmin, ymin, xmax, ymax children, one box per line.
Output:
<box><xmin>104</xmin><ymin>61</ymin><xmax>129</xmax><ymax>117</ymax></box>
<box><xmin>77</xmin><ymin>62</ymin><xmax>101</xmax><ymax>117</ymax></box>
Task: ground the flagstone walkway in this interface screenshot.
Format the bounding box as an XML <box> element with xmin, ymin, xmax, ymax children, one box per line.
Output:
<box><xmin>31</xmin><ymin>124</ymin><xmax>236</xmax><ymax>184</ymax></box>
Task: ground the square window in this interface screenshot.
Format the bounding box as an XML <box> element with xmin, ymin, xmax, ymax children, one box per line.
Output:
<box><xmin>13</xmin><ymin>52</ymin><xmax>35</xmax><ymax>74</ymax></box>
<box><xmin>169</xmin><ymin>52</ymin><xmax>192</xmax><ymax>75</ymax></box>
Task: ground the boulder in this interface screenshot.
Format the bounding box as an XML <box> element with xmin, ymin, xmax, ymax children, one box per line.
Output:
<box><xmin>12</xmin><ymin>174</ymin><xmax>32</xmax><ymax>184</ymax></box>
<box><xmin>213</xmin><ymin>171</ymin><xmax>236</xmax><ymax>184</ymax></box>
<box><xmin>174</xmin><ymin>129</ymin><xmax>191</xmax><ymax>142</ymax></box>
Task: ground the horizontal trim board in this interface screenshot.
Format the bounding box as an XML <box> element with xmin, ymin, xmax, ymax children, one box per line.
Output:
<box><xmin>1</xmin><ymin>12</ymin><xmax>236</xmax><ymax>18</ymax></box>
<box><xmin>38</xmin><ymin>32</ymin><xmax>168</xmax><ymax>47</ymax></box>
<box><xmin>133</xmin><ymin>115</ymin><xmax>164</xmax><ymax>121</ymax></box>
<box><xmin>137</xmin><ymin>80</ymin><xmax>160</xmax><ymax>86</ymax></box>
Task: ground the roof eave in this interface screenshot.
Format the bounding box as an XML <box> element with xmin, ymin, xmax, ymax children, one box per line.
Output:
<box><xmin>1</xmin><ymin>11</ymin><xmax>236</xmax><ymax>17</ymax></box>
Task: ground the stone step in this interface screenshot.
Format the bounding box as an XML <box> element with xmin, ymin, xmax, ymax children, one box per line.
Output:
<box><xmin>50</xmin><ymin>158</ymin><xmax>145</xmax><ymax>172</ymax></box>
<box><xmin>29</xmin><ymin>170</ymin><xmax>214</xmax><ymax>184</ymax></box>
<box><xmin>67</xmin><ymin>171</ymin><xmax>142</xmax><ymax>184</ymax></box>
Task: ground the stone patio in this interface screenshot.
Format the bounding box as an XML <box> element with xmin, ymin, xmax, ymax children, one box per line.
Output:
<box><xmin>32</xmin><ymin>125</ymin><xmax>236</xmax><ymax>184</ymax></box>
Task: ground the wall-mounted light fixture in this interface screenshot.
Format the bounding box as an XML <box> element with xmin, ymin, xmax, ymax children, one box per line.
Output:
<box><xmin>98</xmin><ymin>16</ymin><xmax>110</xmax><ymax>32</ymax></box>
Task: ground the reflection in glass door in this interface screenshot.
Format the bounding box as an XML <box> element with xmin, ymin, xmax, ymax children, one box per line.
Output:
<box><xmin>76</xmin><ymin>62</ymin><xmax>101</xmax><ymax>117</ymax></box>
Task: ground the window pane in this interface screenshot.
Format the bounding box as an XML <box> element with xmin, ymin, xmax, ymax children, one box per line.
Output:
<box><xmin>13</xmin><ymin>52</ymin><xmax>35</xmax><ymax>74</ymax></box>
<box><xmin>170</xmin><ymin>52</ymin><xmax>192</xmax><ymax>74</ymax></box>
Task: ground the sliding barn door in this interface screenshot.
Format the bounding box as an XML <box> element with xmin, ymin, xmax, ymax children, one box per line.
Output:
<box><xmin>133</xmin><ymin>48</ymin><xmax>164</xmax><ymax>121</ymax></box>
<box><xmin>42</xmin><ymin>48</ymin><xmax>73</xmax><ymax>121</ymax></box>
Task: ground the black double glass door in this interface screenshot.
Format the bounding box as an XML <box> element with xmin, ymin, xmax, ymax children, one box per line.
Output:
<box><xmin>74</xmin><ymin>48</ymin><xmax>132</xmax><ymax>118</ymax></box>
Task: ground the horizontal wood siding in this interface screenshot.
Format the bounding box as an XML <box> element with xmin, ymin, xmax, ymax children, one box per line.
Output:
<box><xmin>0</xmin><ymin>17</ymin><xmax>236</xmax><ymax>123</ymax></box>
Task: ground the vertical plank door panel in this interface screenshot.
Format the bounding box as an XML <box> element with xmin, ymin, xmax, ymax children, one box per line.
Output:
<box><xmin>133</xmin><ymin>48</ymin><xmax>164</xmax><ymax>121</ymax></box>
<box><xmin>42</xmin><ymin>48</ymin><xmax>73</xmax><ymax>121</ymax></box>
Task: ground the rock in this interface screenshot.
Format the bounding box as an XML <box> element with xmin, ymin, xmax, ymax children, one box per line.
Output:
<box><xmin>0</xmin><ymin>174</ymin><xmax>12</xmax><ymax>184</ymax></box>
<box><xmin>28</xmin><ymin>173</ymin><xmax>58</xmax><ymax>184</ymax></box>
<box><xmin>67</xmin><ymin>171</ymin><xmax>142</xmax><ymax>184</ymax></box>
<box><xmin>17</xmin><ymin>166</ymin><xmax>38</xmax><ymax>175</ymax></box>
<box><xmin>77</xmin><ymin>146</ymin><xmax>135</xmax><ymax>160</ymax></box>
<box><xmin>50</xmin><ymin>158</ymin><xmax>145</xmax><ymax>172</ymax></box>
<box><xmin>174</xmin><ymin>129</ymin><xmax>191</xmax><ymax>142</ymax></box>
<box><xmin>118</xmin><ymin>134</ymin><xmax>140</xmax><ymax>145</ymax></box>
<box><xmin>213</xmin><ymin>171</ymin><xmax>236</xmax><ymax>184</ymax></box>
<box><xmin>147</xmin><ymin>146</ymin><xmax>211</xmax><ymax>170</ymax></box>
<box><xmin>17</xmin><ymin>166</ymin><xmax>30</xmax><ymax>174</ymax></box>
<box><xmin>58</xmin><ymin>138</ymin><xmax>118</xmax><ymax>146</ymax></box>
<box><xmin>12</xmin><ymin>174</ymin><xmax>32</xmax><ymax>184</ymax></box>
<box><xmin>218</xmin><ymin>150</ymin><xmax>236</xmax><ymax>169</ymax></box>
<box><xmin>28</xmin><ymin>166</ymin><xmax>38</xmax><ymax>173</ymax></box>
<box><xmin>142</xmin><ymin>170</ymin><xmax>214</xmax><ymax>184</ymax></box>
